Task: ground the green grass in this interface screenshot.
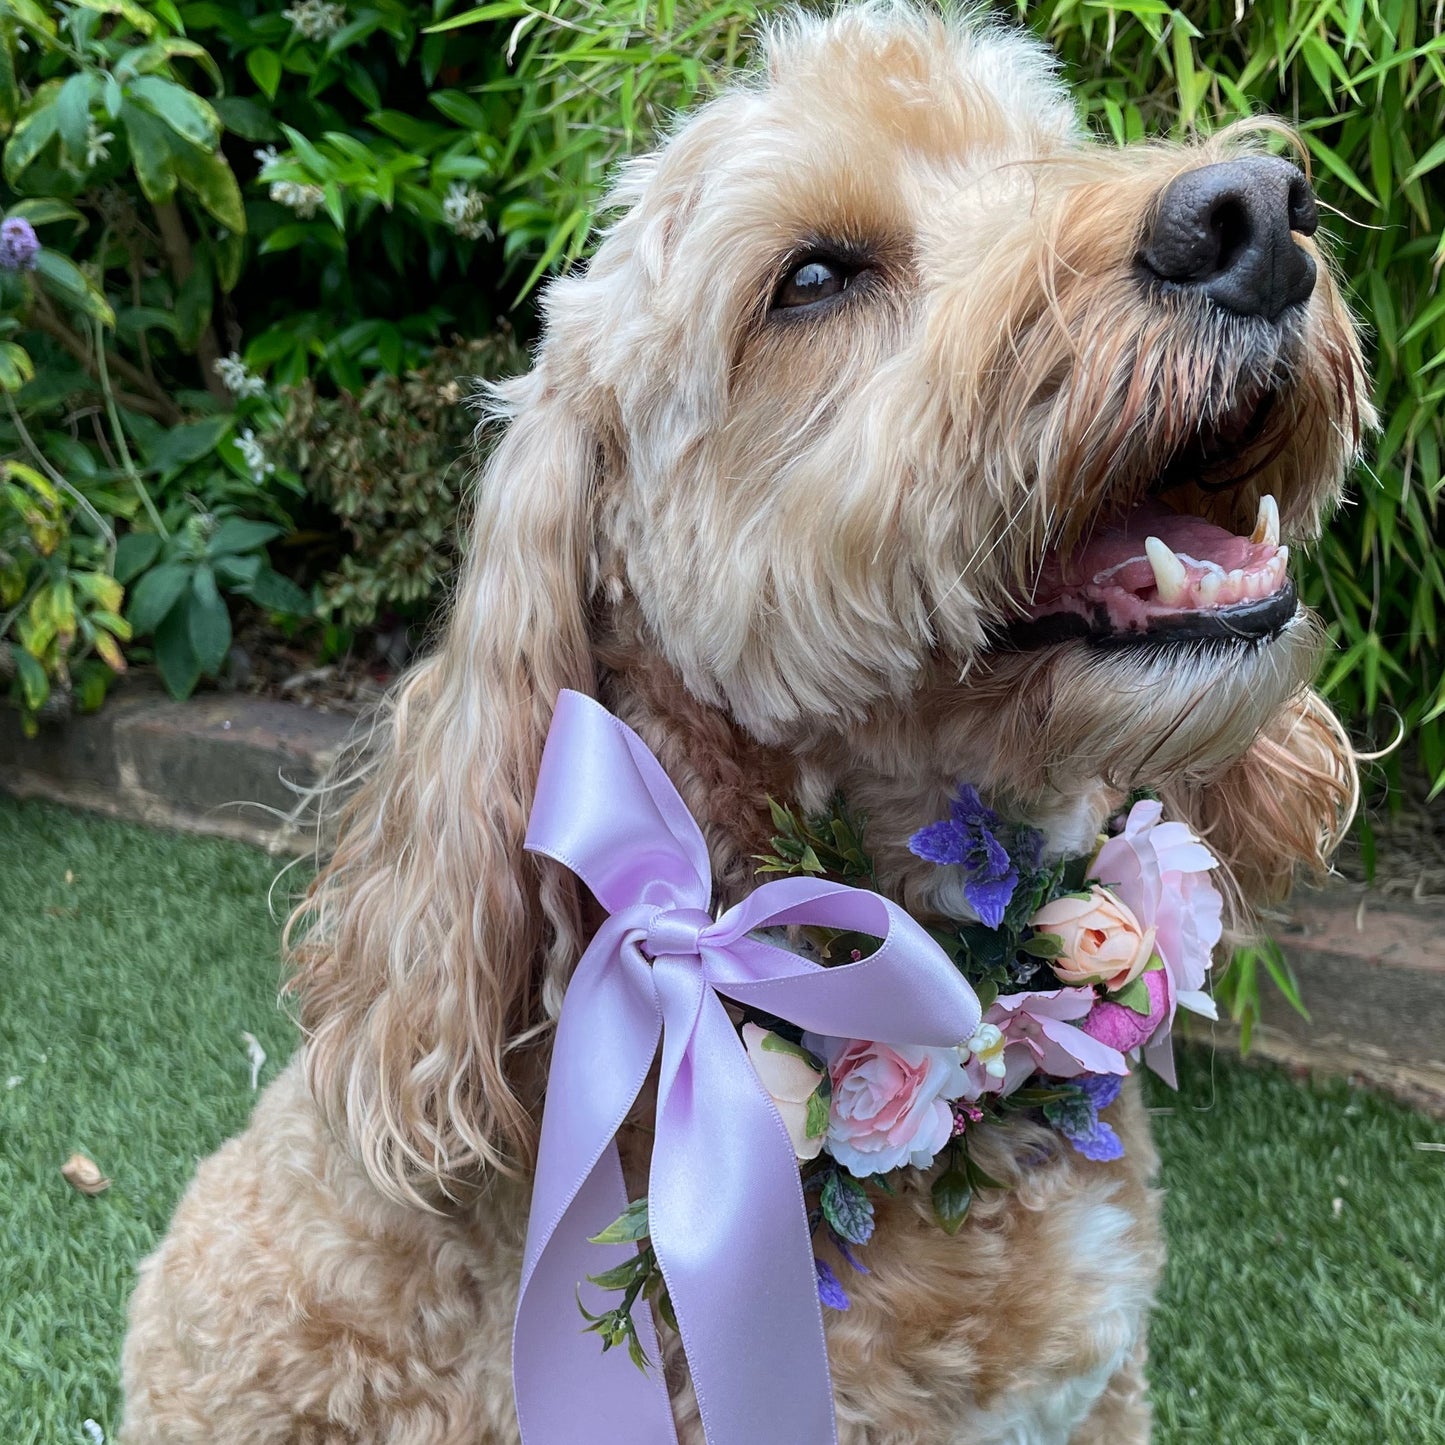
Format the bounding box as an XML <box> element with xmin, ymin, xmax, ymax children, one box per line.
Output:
<box><xmin>2</xmin><ymin>797</ymin><xmax>1443</xmax><ymax>1443</ymax></box>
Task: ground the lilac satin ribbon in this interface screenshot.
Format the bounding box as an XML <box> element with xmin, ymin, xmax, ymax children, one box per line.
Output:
<box><xmin>513</xmin><ymin>690</ymin><xmax>982</xmax><ymax>1445</ymax></box>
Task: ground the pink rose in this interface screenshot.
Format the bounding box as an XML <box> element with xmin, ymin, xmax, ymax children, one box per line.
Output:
<box><xmin>1092</xmin><ymin>800</ymin><xmax>1223</xmax><ymax>1020</ymax></box>
<box><xmin>1032</xmin><ymin>885</ymin><xmax>1156</xmax><ymax>991</ymax></box>
<box><xmin>808</xmin><ymin>1035</ymin><xmax>967</xmax><ymax>1177</ymax></box>
<box><xmin>742</xmin><ymin>1024</ymin><xmax>827</xmax><ymax>1161</ymax></box>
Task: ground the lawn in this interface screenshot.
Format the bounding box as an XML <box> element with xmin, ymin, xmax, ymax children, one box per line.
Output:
<box><xmin>2</xmin><ymin>797</ymin><xmax>1442</xmax><ymax>1444</ymax></box>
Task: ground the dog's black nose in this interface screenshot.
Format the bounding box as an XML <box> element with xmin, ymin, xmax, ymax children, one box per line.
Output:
<box><xmin>1139</xmin><ymin>157</ymin><xmax>1319</xmax><ymax>321</ymax></box>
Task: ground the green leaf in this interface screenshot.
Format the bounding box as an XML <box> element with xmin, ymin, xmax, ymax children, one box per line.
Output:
<box><xmin>173</xmin><ymin>144</ymin><xmax>246</xmax><ymax>232</ymax></box>
<box><xmin>239</xmin><ymin>567</ymin><xmax>311</xmax><ymax>616</ymax></box>
<box><xmin>56</xmin><ymin>72</ymin><xmax>93</xmax><ymax>169</ymax></box>
<box><xmin>0</xmin><ymin>339</ymin><xmax>34</xmax><ymax>392</ymax></box>
<box><xmin>128</xmin><ymin>75</ymin><xmax>220</xmax><ymax>150</ymax></box>
<box><xmin>820</xmin><ymin>1170</ymin><xmax>874</xmax><ymax>1246</ymax></box>
<box><xmin>13</xmin><ymin>646</ymin><xmax>48</xmax><ymax>711</ymax></box>
<box><xmin>3</xmin><ymin>97</ymin><xmax>60</xmax><ymax>185</ymax></box>
<box><xmin>212</xmin><ymin>96</ymin><xmax>279</xmax><ymax>143</ymax></box>
<box><xmin>212</xmin><ymin>552</ymin><xmax>261</xmax><ymax>587</ymax></box>
<box><xmin>207</xmin><ymin>517</ymin><xmax>281</xmax><ymax>557</ymax></box>
<box><xmin>5</xmin><ymin>198</ymin><xmax>82</xmax><ymax>229</ymax></box>
<box><xmin>1019</xmin><ymin>930</ymin><xmax>1065</xmax><ymax>960</ymax></box>
<box><xmin>143</xmin><ymin>415</ymin><xmax>231</xmax><ymax>476</ymax></box>
<box><xmin>1109</xmin><ymin>975</ymin><xmax>1154</xmax><ymax>1017</ymax></box>
<box><xmin>804</xmin><ymin>1087</ymin><xmax>829</xmax><ymax>1142</ymax></box>
<box><xmin>758</xmin><ymin>1031</ymin><xmax>826</xmax><ymax>1071</ymax></box>
<box><xmin>187</xmin><ymin>563</ymin><xmax>232</xmax><ymax>674</ymax></box>
<box><xmin>586</xmin><ymin>1257</ymin><xmax>647</xmax><ymax>1291</ymax></box>
<box><xmin>120</xmin><ymin>103</ymin><xmax>178</xmax><ymax>204</ymax></box>
<box><xmin>246</xmin><ymin>48</ymin><xmax>282</xmax><ymax>101</ymax></box>
<box><xmin>127</xmin><ymin>560</ymin><xmax>191</xmax><ymax>635</ymax></box>
<box><xmin>33</xmin><ymin>252</ymin><xmax>116</xmax><ymax>328</ymax></box>
<box><xmin>113</xmin><ymin>531</ymin><xmax>162</xmax><ymax>583</ymax></box>
<box><xmin>153</xmin><ymin>600</ymin><xmax>201</xmax><ymax>699</ymax></box>
<box><xmin>931</xmin><ymin>1159</ymin><xmax>972</xmax><ymax>1236</ymax></box>
<box><xmin>73</xmin><ymin>0</ymin><xmax>158</xmax><ymax>35</ymax></box>
<box><xmin>589</xmin><ymin>1198</ymin><xmax>650</xmax><ymax>1245</ymax></box>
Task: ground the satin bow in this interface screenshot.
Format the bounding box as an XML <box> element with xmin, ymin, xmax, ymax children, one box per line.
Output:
<box><xmin>513</xmin><ymin>690</ymin><xmax>982</xmax><ymax>1445</ymax></box>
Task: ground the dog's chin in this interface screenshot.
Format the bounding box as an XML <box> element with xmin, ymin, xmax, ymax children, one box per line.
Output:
<box><xmin>975</xmin><ymin>605</ymin><xmax>1322</xmax><ymax>793</ymax></box>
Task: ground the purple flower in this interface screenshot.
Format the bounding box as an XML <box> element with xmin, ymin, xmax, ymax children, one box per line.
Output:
<box><xmin>908</xmin><ymin>784</ymin><xmax>1019</xmax><ymax>928</ymax></box>
<box><xmin>815</xmin><ymin>1256</ymin><xmax>850</xmax><ymax>1311</ymax></box>
<box><xmin>1044</xmin><ymin>1073</ymin><xmax>1125</xmax><ymax>1162</ymax></box>
<box><xmin>0</xmin><ymin>217</ymin><xmax>39</xmax><ymax>272</ymax></box>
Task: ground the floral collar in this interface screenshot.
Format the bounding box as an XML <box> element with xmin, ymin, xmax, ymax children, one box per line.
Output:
<box><xmin>584</xmin><ymin>783</ymin><xmax>1224</xmax><ymax>1352</ymax></box>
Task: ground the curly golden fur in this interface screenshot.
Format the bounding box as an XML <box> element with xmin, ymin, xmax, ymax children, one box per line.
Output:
<box><xmin>121</xmin><ymin>6</ymin><xmax>1369</xmax><ymax>1441</ymax></box>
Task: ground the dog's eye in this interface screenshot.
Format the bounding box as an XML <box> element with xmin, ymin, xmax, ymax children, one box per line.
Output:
<box><xmin>773</xmin><ymin>256</ymin><xmax>852</xmax><ymax>310</ymax></box>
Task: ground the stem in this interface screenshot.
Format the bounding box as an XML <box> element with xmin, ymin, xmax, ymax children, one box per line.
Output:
<box><xmin>152</xmin><ymin>200</ymin><xmax>229</xmax><ymax>404</ymax></box>
<box><xmin>3</xmin><ymin>392</ymin><xmax>116</xmax><ymax>556</ymax></box>
<box><xmin>29</xmin><ymin>301</ymin><xmax>182</xmax><ymax>426</ymax></box>
<box><xmin>92</xmin><ymin>318</ymin><xmax>167</xmax><ymax>538</ymax></box>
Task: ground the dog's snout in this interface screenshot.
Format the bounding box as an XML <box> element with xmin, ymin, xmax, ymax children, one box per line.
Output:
<box><xmin>1139</xmin><ymin>157</ymin><xmax>1319</xmax><ymax>322</ymax></box>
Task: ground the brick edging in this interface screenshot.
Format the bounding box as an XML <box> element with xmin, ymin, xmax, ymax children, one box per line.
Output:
<box><xmin>0</xmin><ymin>682</ymin><xmax>356</xmax><ymax>854</ymax></box>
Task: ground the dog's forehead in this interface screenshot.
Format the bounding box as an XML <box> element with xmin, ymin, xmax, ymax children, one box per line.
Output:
<box><xmin>619</xmin><ymin>12</ymin><xmax>1082</xmax><ymax>263</ymax></box>
<box><xmin>761</xmin><ymin>10</ymin><xmax>1079</xmax><ymax>160</ymax></box>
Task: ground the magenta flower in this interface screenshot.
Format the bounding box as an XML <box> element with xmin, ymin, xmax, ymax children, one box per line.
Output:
<box><xmin>0</xmin><ymin>217</ymin><xmax>39</xmax><ymax>271</ymax></box>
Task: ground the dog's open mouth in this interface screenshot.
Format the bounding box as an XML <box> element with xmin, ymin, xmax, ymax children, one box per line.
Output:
<box><xmin>1004</xmin><ymin>491</ymin><xmax>1294</xmax><ymax>650</ymax></box>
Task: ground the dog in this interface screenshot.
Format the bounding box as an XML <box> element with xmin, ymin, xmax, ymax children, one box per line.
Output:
<box><xmin>120</xmin><ymin>5</ymin><xmax>1367</xmax><ymax>1441</ymax></box>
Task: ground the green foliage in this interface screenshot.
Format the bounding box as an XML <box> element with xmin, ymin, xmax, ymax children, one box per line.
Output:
<box><xmin>264</xmin><ymin>331</ymin><xmax>525</xmax><ymax>626</ymax></box>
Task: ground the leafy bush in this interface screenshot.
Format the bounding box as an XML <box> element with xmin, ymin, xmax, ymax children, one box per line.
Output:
<box><xmin>0</xmin><ymin>0</ymin><xmax>518</xmax><ymax>720</ymax></box>
<box><xmin>266</xmin><ymin>329</ymin><xmax>525</xmax><ymax>626</ymax></box>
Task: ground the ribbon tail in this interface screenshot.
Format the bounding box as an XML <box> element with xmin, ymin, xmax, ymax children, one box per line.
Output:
<box><xmin>649</xmin><ymin>977</ymin><xmax>838</xmax><ymax>1445</ymax></box>
<box><xmin>513</xmin><ymin>917</ymin><xmax>677</xmax><ymax>1445</ymax></box>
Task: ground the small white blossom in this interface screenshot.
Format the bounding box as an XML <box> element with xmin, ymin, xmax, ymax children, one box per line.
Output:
<box><xmin>255</xmin><ymin>145</ymin><xmax>325</xmax><ymax>218</ymax></box>
<box><xmin>961</xmin><ymin>1022</ymin><xmax>1008</xmax><ymax>1080</ymax></box>
<box><xmin>85</xmin><ymin>122</ymin><xmax>114</xmax><ymax>168</ymax></box>
<box><xmin>442</xmin><ymin>182</ymin><xmax>492</xmax><ymax>242</ymax></box>
<box><xmin>237</xmin><ymin>428</ymin><xmax>274</xmax><ymax>484</ymax></box>
<box><xmin>283</xmin><ymin>0</ymin><xmax>346</xmax><ymax>41</ymax></box>
<box><xmin>213</xmin><ymin>352</ymin><xmax>267</xmax><ymax>400</ymax></box>
<box><xmin>272</xmin><ymin>179</ymin><xmax>325</xmax><ymax>218</ymax></box>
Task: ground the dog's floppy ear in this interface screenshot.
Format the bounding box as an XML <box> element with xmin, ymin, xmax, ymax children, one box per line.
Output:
<box><xmin>288</xmin><ymin>363</ymin><xmax>598</xmax><ymax>1208</ymax></box>
<box><xmin>1168</xmin><ymin>688</ymin><xmax>1358</xmax><ymax>917</ymax></box>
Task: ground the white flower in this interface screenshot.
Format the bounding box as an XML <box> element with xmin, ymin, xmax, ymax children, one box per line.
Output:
<box><xmin>442</xmin><ymin>182</ymin><xmax>492</xmax><ymax>241</ymax></box>
<box><xmin>85</xmin><ymin>122</ymin><xmax>114</xmax><ymax>168</ymax></box>
<box><xmin>961</xmin><ymin>1022</ymin><xmax>1008</xmax><ymax>1080</ymax></box>
<box><xmin>237</xmin><ymin>428</ymin><xmax>274</xmax><ymax>483</ymax></box>
<box><xmin>283</xmin><ymin>0</ymin><xmax>346</xmax><ymax>41</ymax></box>
<box><xmin>213</xmin><ymin>352</ymin><xmax>266</xmax><ymax>400</ymax></box>
<box><xmin>254</xmin><ymin>145</ymin><xmax>280</xmax><ymax>173</ymax></box>
<box><xmin>270</xmin><ymin>179</ymin><xmax>325</xmax><ymax>219</ymax></box>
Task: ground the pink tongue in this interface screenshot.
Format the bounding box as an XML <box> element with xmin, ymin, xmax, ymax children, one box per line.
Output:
<box><xmin>1054</xmin><ymin>502</ymin><xmax>1254</xmax><ymax>592</ymax></box>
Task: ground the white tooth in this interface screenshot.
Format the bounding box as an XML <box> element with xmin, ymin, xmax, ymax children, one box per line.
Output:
<box><xmin>1198</xmin><ymin>573</ymin><xmax>1223</xmax><ymax>607</ymax></box>
<box><xmin>1145</xmin><ymin>536</ymin><xmax>1189</xmax><ymax>604</ymax></box>
<box><xmin>1277</xmin><ymin>544</ymin><xmax>1290</xmax><ymax>575</ymax></box>
<box><xmin>1252</xmin><ymin>494</ymin><xmax>1280</xmax><ymax>547</ymax></box>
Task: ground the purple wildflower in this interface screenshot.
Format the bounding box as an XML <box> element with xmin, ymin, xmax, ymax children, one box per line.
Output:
<box><xmin>1044</xmin><ymin>1073</ymin><xmax>1125</xmax><ymax>1162</ymax></box>
<box><xmin>815</xmin><ymin>1256</ymin><xmax>850</xmax><ymax>1310</ymax></box>
<box><xmin>0</xmin><ymin>217</ymin><xmax>39</xmax><ymax>272</ymax></box>
<box><xmin>908</xmin><ymin>784</ymin><xmax>1019</xmax><ymax>928</ymax></box>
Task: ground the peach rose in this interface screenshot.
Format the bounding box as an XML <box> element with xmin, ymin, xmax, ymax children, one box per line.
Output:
<box><xmin>1031</xmin><ymin>885</ymin><xmax>1156</xmax><ymax>992</ymax></box>
<box><xmin>742</xmin><ymin>1023</ymin><xmax>827</xmax><ymax>1161</ymax></box>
